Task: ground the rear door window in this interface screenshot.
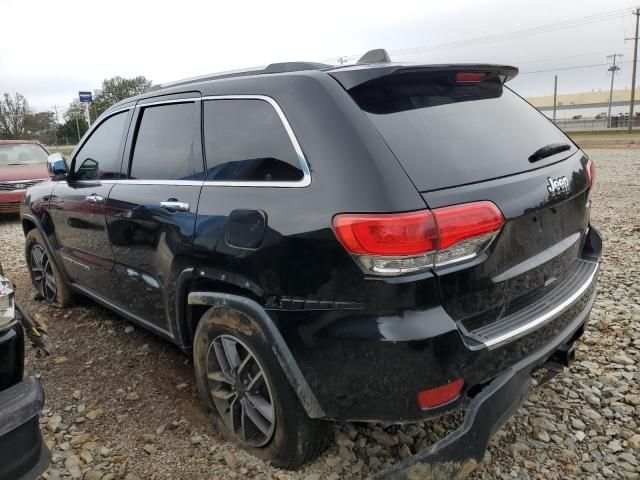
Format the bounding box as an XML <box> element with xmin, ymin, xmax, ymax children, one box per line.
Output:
<box><xmin>129</xmin><ymin>102</ymin><xmax>196</xmax><ymax>180</ymax></box>
<box><xmin>203</xmin><ymin>99</ymin><xmax>303</xmax><ymax>182</ymax></box>
<box><xmin>349</xmin><ymin>72</ymin><xmax>576</xmax><ymax>191</ymax></box>
<box><xmin>74</xmin><ymin>111</ymin><xmax>128</xmax><ymax>180</ymax></box>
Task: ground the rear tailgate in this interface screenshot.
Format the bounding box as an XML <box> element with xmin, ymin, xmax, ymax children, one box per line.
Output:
<box><xmin>338</xmin><ymin>64</ymin><xmax>594</xmax><ymax>346</ymax></box>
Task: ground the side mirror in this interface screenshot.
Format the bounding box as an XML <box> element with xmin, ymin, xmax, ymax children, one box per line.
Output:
<box><xmin>47</xmin><ymin>153</ymin><xmax>69</xmax><ymax>180</ymax></box>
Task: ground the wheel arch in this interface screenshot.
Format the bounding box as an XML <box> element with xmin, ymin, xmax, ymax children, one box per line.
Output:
<box><xmin>20</xmin><ymin>212</ymin><xmax>70</xmax><ymax>285</ymax></box>
<box><xmin>186</xmin><ymin>290</ymin><xmax>326</xmax><ymax>419</ymax></box>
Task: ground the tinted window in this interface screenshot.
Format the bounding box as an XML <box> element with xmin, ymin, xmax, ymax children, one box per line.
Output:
<box><xmin>129</xmin><ymin>103</ymin><xmax>195</xmax><ymax>180</ymax></box>
<box><xmin>74</xmin><ymin>112</ymin><xmax>128</xmax><ymax>180</ymax></box>
<box><xmin>203</xmin><ymin>99</ymin><xmax>303</xmax><ymax>182</ymax></box>
<box><xmin>350</xmin><ymin>73</ymin><xmax>575</xmax><ymax>191</ymax></box>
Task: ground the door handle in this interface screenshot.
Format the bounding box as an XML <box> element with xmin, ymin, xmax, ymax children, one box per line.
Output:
<box><xmin>85</xmin><ymin>194</ymin><xmax>104</xmax><ymax>204</ymax></box>
<box><xmin>160</xmin><ymin>201</ymin><xmax>190</xmax><ymax>212</ymax></box>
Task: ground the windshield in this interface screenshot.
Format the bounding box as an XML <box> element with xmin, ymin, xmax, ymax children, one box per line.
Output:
<box><xmin>0</xmin><ymin>144</ymin><xmax>49</xmax><ymax>166</ymax></box>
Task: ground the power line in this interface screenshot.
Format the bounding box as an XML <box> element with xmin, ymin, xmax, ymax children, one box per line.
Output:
<box><xmin>519</xmin><ymin>59</ymin><xmax>636</xmax><ymax>75</ymax></box>
<box><xmin>514</xmin><ymin>47</ymin><xmax>634</xmax><ymax>66</ymax></box>
<box><xmin>391</xmin><ymin>10</ymin><xmax>631</xmax><ymax>56</ymax></box>
<box><xmin>326</xmin><ymin>7</ymin><xmax>634</xmax><ymax>62</ymax></box>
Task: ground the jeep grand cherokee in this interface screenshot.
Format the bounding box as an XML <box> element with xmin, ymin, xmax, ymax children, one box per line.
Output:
<box><xmin>20</xmin><ymin>51</ymin><xmax>601</xmax><ymax>475</ymax></box>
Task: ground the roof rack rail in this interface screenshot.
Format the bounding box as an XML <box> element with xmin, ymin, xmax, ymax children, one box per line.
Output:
<box><xmin>150</xmin><ymin>61</ymin><xmax>332</xmax><ymax>92</ymax></box>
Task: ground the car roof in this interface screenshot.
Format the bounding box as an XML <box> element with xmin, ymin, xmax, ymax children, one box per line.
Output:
<box><xmin>105</xmin><ymin>49</ymin><xmax>517</xmax><ymax>113</ymax></box>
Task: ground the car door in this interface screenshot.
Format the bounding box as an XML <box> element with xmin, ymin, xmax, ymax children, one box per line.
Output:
<box><xmin>49</xmin><ymin>107</ymin><xmax>132</xmax><ymax>299</ymax></box>
<box><xmin>105</xmin><ymin>96</ymin><xmax>202</xmax><ymax>336</ymax></box>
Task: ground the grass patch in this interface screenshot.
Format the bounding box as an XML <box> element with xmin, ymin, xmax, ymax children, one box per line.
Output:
<box><xmin>45</xmin><ymin>145</ymin><xmax>75</xmax><ymax>156</ymax></box>
<box><xmin>567</xmin><ymin>130</ymin><xmax>640</xmax><ymax>136</ymax></box>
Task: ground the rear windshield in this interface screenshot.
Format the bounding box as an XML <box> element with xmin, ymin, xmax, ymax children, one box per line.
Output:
<box><xmin>350</xmin><ymin>72</ymin><xmax>575</xmax><ymax>191</ymax></box>
<box><xmin>0</xmin><ymin>144</ymin><xmax>49</xmax><ymax>166</ymax></box>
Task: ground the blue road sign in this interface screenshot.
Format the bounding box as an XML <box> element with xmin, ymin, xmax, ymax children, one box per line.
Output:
<box><xmin>79</xmin><ymin>91</ymin><xmax>93</xmax><ymax>102</ymax></box>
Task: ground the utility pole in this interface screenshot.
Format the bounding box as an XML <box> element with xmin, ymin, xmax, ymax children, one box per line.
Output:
<box><xmin>627</xmin><ymin>7</ymin><xmax>640</xmax><ymax>132</ymax></box>
<box><xmin>52</xmin><ymin>105</ymin><xmax>60</xmax><ymax>148</ymax></box>
<box><xmin>75</xmin><ymin>116</ymin><xmax>81</xmax><ymax>143</ymax></box>
<box><xmin>607</xmin><ymin>53</ymin><xmax>622</xmax><ymax>128</ymax></box>
<box><xmin>553</xmin><ymin>75</ymin><xmax>558</xmax><ymax>123</ymax></box>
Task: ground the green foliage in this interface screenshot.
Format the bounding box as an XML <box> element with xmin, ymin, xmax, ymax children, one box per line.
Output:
<box><xmin>92</xmin><ymin>76</ymin><xmax>152</xmax><ymax>119</ymax></box>
<box><xmin>45</xmin><ymin>145</ymin><xmax>75</xmax><ymax>156</ymax></box>
<box><xmin>25</xmin><ymin>111</ymin><xmax>57</xmax><ymax>144</ymax></box>
<box><xmin>0</xmin><ymin>75</ymin><xmax>152</xmax><ymax>143</ymax></box>
<box><xmin>0</xmin><ymin>92</ymin><xmax>31</xmax><ymax>139</ymax></box>
<box><xmin>55</xmin><ymin>99</ymin><xmax>90</xmax><ymax>144</ymax></box>
<box><xmin>56</xmin><ymin>117</ymin><xmax>88</xmax><ymax>145</ymax></box>
<box><xmin>65</xmin><ymin>99</ymin><xmax>87</xmax><ymax>123</ymax></box>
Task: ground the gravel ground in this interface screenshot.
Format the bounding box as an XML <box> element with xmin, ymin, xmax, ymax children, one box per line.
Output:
<box><xmin>0</xmin><ymin>148</ymin><xmax>638</xmax><ymax>480</ymax></box>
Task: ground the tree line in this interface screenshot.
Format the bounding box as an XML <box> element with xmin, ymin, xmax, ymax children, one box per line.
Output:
<box><xmin>0</xmin><ymin>76</ymin><xmax>152</xmax><ymax>145</ymax></box>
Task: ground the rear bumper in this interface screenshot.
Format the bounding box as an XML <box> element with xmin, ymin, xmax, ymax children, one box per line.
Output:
<box><xmin>0</xmin><ymin>377</ymin><xmax>50</xmax><ymax>480</ymax></box>
<box><xmin>278</xmin><ymin>227</ymin><xmax>601</xmax><ymax>422</ymax></box>
<box><xmin>370</xmin><ymin>286</ymin><xmax>595</xmax><ymax>479</ymax></box>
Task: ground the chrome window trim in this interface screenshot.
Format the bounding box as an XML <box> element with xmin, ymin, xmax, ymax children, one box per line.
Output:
<box><xmin>72</xmin><ymin>95</ymin><xmax>311</xmax><ymax>188</ymax></box>
<box><xmin>70</xmin><ymin>179</ymin><xmax>204</xmax><ymax>186</ymax></box>
<box><xmin>200</xmin><ymin>95</ymin><xmax>311</xmax><ymax>188</ymax></box>
<box><xmin>135</xmin><ymin>97</ymin><xmax>201</xmax><ymax>108</ymax></box>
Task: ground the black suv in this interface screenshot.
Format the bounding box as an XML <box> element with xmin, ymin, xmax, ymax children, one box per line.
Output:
<box><xmin>20</xmin><ymin>55</ymin><xmax>601</xmax><ymax>474</ymax></box>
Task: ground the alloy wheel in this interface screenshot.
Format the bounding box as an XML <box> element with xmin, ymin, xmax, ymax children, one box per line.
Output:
<box><xmin>206</xmin><ymin>334</ymin><xmax>276</xmax><ymax>447</ymax></box>
<box><xmin>30</xmin><ymin>244</ymin><xmax>57</xmax><ymax>303</ymax></box>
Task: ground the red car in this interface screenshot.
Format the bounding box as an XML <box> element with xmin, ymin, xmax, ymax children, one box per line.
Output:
<box><xmin>0</xmin><ymin>141</ymin><xmax>50</xmax><ymax>213</ymax></box>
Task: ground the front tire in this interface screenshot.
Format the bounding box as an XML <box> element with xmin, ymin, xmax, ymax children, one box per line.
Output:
<box><xmin>193</xmin><ymin>305</ymin><xmax>330</xmax><ymax>469</ymax></box>
<box><xmin>25</xmin><ymin>229</ymin><xmax>72</xmax><ymax>308</ymax></box>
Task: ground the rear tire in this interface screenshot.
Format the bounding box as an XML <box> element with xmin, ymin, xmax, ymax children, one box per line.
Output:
<box><xmin>193</xmin><ymin>305</ymin><xmax>330</xmax><ymax>469</ymax></box>
<box><xmin>25</xmin><ymin>229</ymin><xmax>72</xmax><ymax>308</ymax></box>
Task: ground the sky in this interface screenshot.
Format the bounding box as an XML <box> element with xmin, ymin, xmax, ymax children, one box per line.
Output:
<box><xmin>1</xmin><ymin>0</ymin><xmax>638</xmax><ymax>118</ymax></box>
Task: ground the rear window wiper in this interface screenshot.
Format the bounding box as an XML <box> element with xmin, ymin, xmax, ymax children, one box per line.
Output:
<box><xmin>529</xmin><ymin>143</ymin><xmax>572</xmax><ymax>162</ymax></box>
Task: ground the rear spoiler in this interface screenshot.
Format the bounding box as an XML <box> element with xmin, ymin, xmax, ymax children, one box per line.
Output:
<box><xmin>328</xmin><ymin>64</ymin><xmax>519</xmax><ymax>90</ymax></box>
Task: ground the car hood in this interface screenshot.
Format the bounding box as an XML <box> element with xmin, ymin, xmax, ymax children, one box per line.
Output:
<box><xmin>0</xmin><ymin>163</ymin><xmax>48</xmax><ymax>181</ymax></box>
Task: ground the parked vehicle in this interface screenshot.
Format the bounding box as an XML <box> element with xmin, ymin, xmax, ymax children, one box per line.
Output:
<box><xmin>0</xmin><ymin>261</ymin><xmax>49</xmax><ymax>479</ymax></box>
<box><xmin>20</xmin><ymin>51</ymin><xmax>601</xmax><ymax>475</ymax></box>
<box><xmin>0</xmin><ymin>141</ymin><xmax>50</xmax><ymax>214</ymax></box>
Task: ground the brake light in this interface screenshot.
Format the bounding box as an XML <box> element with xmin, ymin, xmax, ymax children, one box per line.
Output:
<box><xmin>332</xmin><ymin>210</ymin><xmax>438</xmax><ymax>256</ymax></box>
<box><xmin>417</xmin><ymin>378</ymin><xmax>464</xmax><ymax>409</ymax></box>
<box><xmin>586</xmin><ymin>159</ymin><xmax>596</xmax><ymax>188</ymax></box>
<box><xmin>456</xmin><ymin>72</ymin><xmax>487</xmax><ymax>83</ymax></box>
<box><xmin>333</xmin><ymin>201</ymin><xmax>504</xmax><ymax>276</ymax></box>
<box><xmin>432</xmin><ymin>201</ymin><xmax>505</xmax><ymax>266</ymax></box>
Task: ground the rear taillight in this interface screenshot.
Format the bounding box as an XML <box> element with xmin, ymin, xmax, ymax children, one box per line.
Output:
<box><xmin>333</xmin><ymin>201</ymin><xmax>504</xmax><ymax>276</ymax></box>
<box><xmin>433</xmin><ymin>201</ymin><xmax>505</xmax><ymax>266</ymax></box>
<box><xmin>586</xmin><ymin>159</ymin><xmax>596</xmax><ymax>189</ymax></box>
<box><xmin>332</xmin><ymin>210</ymin><xmax>438</xmax><ymax>256</ymax></box>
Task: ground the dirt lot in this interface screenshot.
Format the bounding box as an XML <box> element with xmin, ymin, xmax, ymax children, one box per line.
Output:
<box><xmin>568</xmin><ymin>132</ymin><xmax>640</xmax><ymax>150</ymax></box>
<box><xmin>0</xmin><ymin>147</ymin><xmax>638</xmax><ymax>480</ymax></box>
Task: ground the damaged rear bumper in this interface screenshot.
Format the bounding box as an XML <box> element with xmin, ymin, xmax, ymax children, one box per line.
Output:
<box><xmin>0</xmin><ymin>376</ymin><xmax>50</xmax><ymax>480</ymax></box>
<box><xmin>370</xmin><ymin>284</ymin><xmax>597</xmax><ymax>480</ymax></box>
